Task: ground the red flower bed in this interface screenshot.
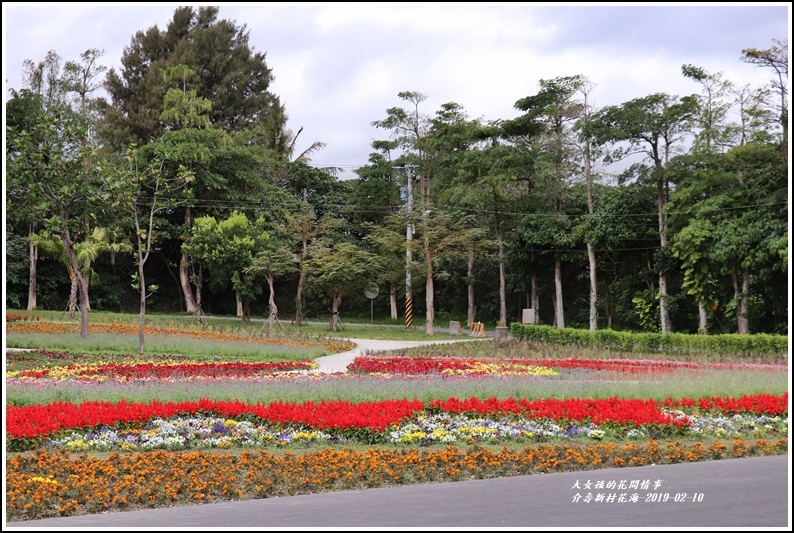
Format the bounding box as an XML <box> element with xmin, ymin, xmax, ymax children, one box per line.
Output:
<box><xmin>6</xmin><ymin>393</ymin><xmax>786</xmax><ymax>442</ymax></box>
<box><xmin>5</xmin><ymin>398</ymin><xmax>425</xmax><ymax>440</ymax></box>
<box><xmin>5</xmin><ymin>313</ymin><xmax>40</xmax><ymax>323</ymax></box>
<box><xmin>663</xmin><ymin>392</ymin><xmax>788</xmax><ymax>416</ymax></box>
<box><xmin>348</xmin><ymin>356</ymin><xmax>787</xmax><ymax>375</ymax></box>
<box><xmin>429</xmin><ymin>397</ymin><xmax>680</xmax><ymax>426</ymax></box>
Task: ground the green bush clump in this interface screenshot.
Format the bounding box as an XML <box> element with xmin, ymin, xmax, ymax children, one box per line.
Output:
<box><xmin>510</xmin><ymin>324</ymin><xmax>787</xmax><ymax>357</ymax></box>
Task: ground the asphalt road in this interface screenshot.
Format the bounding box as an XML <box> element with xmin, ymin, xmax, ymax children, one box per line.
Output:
<box><xmin>6</xmin><ymin>455</ymin><xmax>790</xmax><ymax>528</ymax></box>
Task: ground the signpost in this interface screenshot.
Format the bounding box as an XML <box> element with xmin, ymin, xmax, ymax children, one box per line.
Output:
<box><xmin>364</xmin><ymin>283</ymin><xmax>379</xmax><ymax>324</ymax></box>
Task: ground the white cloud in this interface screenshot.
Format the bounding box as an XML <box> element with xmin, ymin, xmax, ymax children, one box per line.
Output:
<box><xmin>4</xmin><ymin>3</ymin><xmax>789</xmax><ymax>179</ymax></box>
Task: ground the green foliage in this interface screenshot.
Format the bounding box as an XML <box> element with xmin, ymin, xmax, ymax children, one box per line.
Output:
<box><xmin>184</xmin><ymin>212</ymin><xmax>268</xmax><ymax>301</ymax></box>
<box><xmin>510</xmin><ymin>323</ymin><xmax>787</xmax><ymax>356</ymax></box>
<box><xmin>99</xmin><ymin>6</ymin><xmax>281</xmax><ymax>150</ymax></box>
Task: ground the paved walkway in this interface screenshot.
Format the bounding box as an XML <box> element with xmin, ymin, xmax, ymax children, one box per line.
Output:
<box><xmin>313</xmin><ymin>336</ymin><xmax>488</xmax><ymax>373</ymax></box>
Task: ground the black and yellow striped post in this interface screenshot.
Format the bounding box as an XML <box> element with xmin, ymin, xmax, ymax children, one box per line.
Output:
<box><xmin>405</xmin><ymin>295</ymin><xmax>413</xmax><ymax>328</ymax></box>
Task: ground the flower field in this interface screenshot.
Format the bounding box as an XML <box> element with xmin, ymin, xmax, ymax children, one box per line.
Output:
<box><xmin>4</xmin><ymin>320</ymin><xmax>790</xmax><ymax>522</ymax></box>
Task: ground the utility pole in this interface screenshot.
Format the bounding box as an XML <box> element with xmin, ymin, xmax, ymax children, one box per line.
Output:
<box><xmin>403</xmin><ymin>165</ymin><xmax>416</xmax><ymax>328</ymax></box>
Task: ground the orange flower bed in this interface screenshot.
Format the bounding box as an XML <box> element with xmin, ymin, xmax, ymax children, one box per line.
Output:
<box><xmin>6</xmin><ymin>321</ymin><xmax>354</xmax><ymax>352</ymax></box>
<box><xmin>6</xmin><ymin>438</ymin><xmax>787</xmax><ymax>521</ymax></box>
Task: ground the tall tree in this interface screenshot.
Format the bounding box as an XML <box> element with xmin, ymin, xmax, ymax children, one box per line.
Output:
<box><xmin>98</xmin><ymin>5</ymin><xmax>282</xmax><ymax>150</ymax></box>
<box><xmin>7</xmin><ymin>98</ymin><xmax>113</xmax><ymax>339</ymax></box>
<box><xmin>106</xmin><ymin>145</ymin><xmax>187</xmax><ymax>354</ymax></box>
<box><xmin>586</xmin><ymin>93</ymin><xmax>697</xmax><ymax>334</ymax></box>
<box><xmin>11</xmin><ymin>51</ymin><xmax>73</xmax><ymax>311</ymax></box>
<box><xmin>513</xmin><ymin>76</ymin><xmax>588</xmax><ymax>328</ymax></box>
<box><xmin>574</xmin><ymin>78</ymin><xmax>603</xmax><ymax>331</ymax></box>
<box><xmin>740</xmin><ymin>38</ymin><xmax>788</xmax><ymax>162</ymax></box>
<box><xmin>373</xmin><ymin>91</ymin><xmax>452</xmax><ymax>334</ymax></box>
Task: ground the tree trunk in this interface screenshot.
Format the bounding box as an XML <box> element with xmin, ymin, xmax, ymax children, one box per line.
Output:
<box><xmin>181</xmin><ymin>201</ymin><xmax>197</xmax><ymax>313</ymax></box>
<box><xmin>425</xmin><ymin>237</ymin><xmax>434</xmax><ymax>336</ymax></box>
<box><xmin>138</xmin><ymin>261</ymin><xmax>147</xmax><ymax>356</ymax></box>
<box><xmin>27</xmin><ymin>222</ymin><xmax>37</xmax><ymax>310</ymax></box>
<box><xmin>242</xmin><ymin>300</ymin><xmax>251</xmax><ymax>325</ymax></box>
<box><xmin>180</xmin><ymin>252</ymin><xmax>197</xmax><ymax>313</ymax></box>
<box><xmin>62</xmin><ymin>229</ymin><xmax>90</xmax><ymax>339</ymax></box>
<box><xmin>77</xmin><ymin>277</ymin><xmax>90</xmax><ymax>340</ymax></box>
<box><xmin>659</xmin><ymin>273</ymin><xmax>670</xmax><ymax>334</ymax></box>
<box><xmin>236</xmin><ymin>291</ymin><xmax>243</xmax><ymax>318</ymax></box>
<box><xmin>467</xmin><ymin>251</ymin><xmax>475</xmax><ymax>326</ymax></box>
<box><xmin>554</xmin><ymin>258</ymin><xmax>564</xmax><ymax>328</ymax></box>
<box><xmin>530</xmin><ymin>252</ymin><xmax>539</xmax><ymax>322</ymax></box>
<box><xmin>268</xmin><ymin>273</ymin><xmax>277</xmax><ymax>333</ymax></box>
<box><xmin>698</xmin><ymin>301</ymin><xmax>708</xmax><ymax>335</ymax></box>
<box><xmin>584</xmin><ymin>127</ymin><xmax>597</xmax><ymax>331</ymax></box>
<box><xmin>330</xmin><ymin>292</ymin><xmax>343</xmax><ymax>331</ymax></box>
<box><xmin>587</xmin><ymin>242</ymin><xmax>597</xmax><ymax>331</ymax></box>
<box><xmin>194</xmin><ymin>268</ymin><xmax>203</xmax><ymax>312</ymax></box>
<box><xmin>657</xmin><ymin>166</ymin><xmax>671</xmax><ymax>335</ymax></box>
<box><xmin>737</xmin><ymin>268</ymin><xmax>750</xmax><ymax>334</ymax></box>
<box><xmin>83</xmin><ymin>257</ymin><xmax>92</xmax><ymax>311</ymax></box>
<box><xmin>294</xmin><ymin>241</ymin><xmax>308</xmax><ymax>326</ymax></box>
<box><xmin>389</xmin><ymin>283</ymin><xmax>398</xmax><ymax>320</ymax></box>
<box><xmin>68</xmin><ymin>276</ymin><xmax>78</xmax><ymax>320</ymax></box>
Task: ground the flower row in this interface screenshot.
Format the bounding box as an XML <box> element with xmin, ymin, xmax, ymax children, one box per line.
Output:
<box><xmin>7</xmin><ymin>439</ymin><xmax>788</xmax><ymax>521</ymax></box>
<box><xmin>6</xmin><ymin>313</ymin><xmax>41</xmax><ymax>322</ymax></box>
<box><xmin>347</xmin><ymin>356</ymin><xmax>788</xmax><ymax>375</ymax></box>
<box><xmin>7</xmin><ymin>393</ymin><xmax>787</xmax><ymax>445</ymax></box>
<box><xmin>41</xmin><ymin>410</ymin><xmax>786</xmax><ymax>453</ymax></box>
<box><xmin>8</xmin><ymin>360</ymin><xmax>318</xmax><ymax>380</ymax></box>
<box><xmin>5</xmin><ymin>321</ymin><xmax>355</xmax><ymax>352</ymax></box>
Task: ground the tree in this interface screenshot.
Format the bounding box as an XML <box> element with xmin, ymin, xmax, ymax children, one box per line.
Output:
<box><xmin>106</xmin><ymin>145</ymin><xmax>187</xmax><ymax>354</ymax></box>
<box><xmin>20</xmin><ymin>50</ymin><xmax>67</xmax><ymax>106</ymax></box>
<box><xmin>740</xmin><ymin>38</ymin><xmax>788</xmax><ymax>161</ymax></box>
<box><xmin>373</xmin><ymin>91</ymin><xmax>450</xmax><ymax>334</ymax></box>
<box><xmin>668</xmin><ymin>141</ymin><xmax>787</xmax><ymax>335</ymax></box>
<box><xmin>7</xmin><ymin>91</ymin><xmax>114</xmax><ymax>339</ymax></box>
<box><xmin>586</xmin><ymin>93</ymin><xmax>697</xmax><ymax>334</ymax></box>
<box><xmin>11</xmin><ymin>52</ymin><xmax>68</xmax><ymax>311</ymax></box>
<box><xmin>681</xmin><ymin>64</ymin><xmax>735</xmax><ymax>154</ymax></box>
<box><xmin>63</xmin><ymin>48</ymin><xmax>107</xmax><ymax>148</ymax></box>
<box><xmin>305</xmin><ymin>242</ymin><xmax>382</xmax><ymax>331</ymax></box>
<box><xmin>254</xmin><ymin>105</ymin><xmax>339</xmax><ymax>183</ymax></box>
<box><xmin>245</xmin><ymin>230</ymin><xmax>298</xmax><ymax>333</ymax></box>
<box><xmin>98</xmin><ymin>6</ymin><xmax>282</xmax><ymax>150</ymax></box>
<box><xmin>30</xmin><ymin>228</ymin><xmax>129</xmax><ymax>319</ymax></box>
<box><xmin>284</xmin><ymin>205</ymin><xmax>316</xmax><ymax>326</ymax></box>
<box><xmin>183</xmin><ymin>212</ymin><xmax>269</xmax><ymax>324</ymax></box>
<box><xmin>570</xmin><ymin>177</ymin><xmax>658</xmax><ymax>330</ymax></box>
<box><xmin>513</xmin><ymin>76</ymin><xmax>589</xmax><ymax>328</ymax></box>
<box><xmin>574</xmin><ymin>78</ymin><xmax>604</xmax><ymax>331</ymax></box>
<box><xmin>362</xmin><ymin>213</ymin><xmax>423</xmax><ymax>324</ymax></box>
<box><xmin>6</xmin><ymin>89</ymin><xmax>45</xmax><ymax>311</ymax></box>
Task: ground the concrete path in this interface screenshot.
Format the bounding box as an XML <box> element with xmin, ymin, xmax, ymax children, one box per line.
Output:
<box><xmin>313</xmin><ymin>336</ymin><xmax>488</xmax><ymax>373</ymax></box>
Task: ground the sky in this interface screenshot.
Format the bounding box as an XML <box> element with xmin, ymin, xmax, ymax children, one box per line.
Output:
<box><xmin>3</xmin><ymin>3</ymin><xmax>791</xmax><ymax>180</ymax></box>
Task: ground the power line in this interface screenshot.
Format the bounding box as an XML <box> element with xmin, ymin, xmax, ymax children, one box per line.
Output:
<box><xmin>134</xmin><ymin>198</ymin><xmax>787</xmax><ymax>220</ymax></box>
